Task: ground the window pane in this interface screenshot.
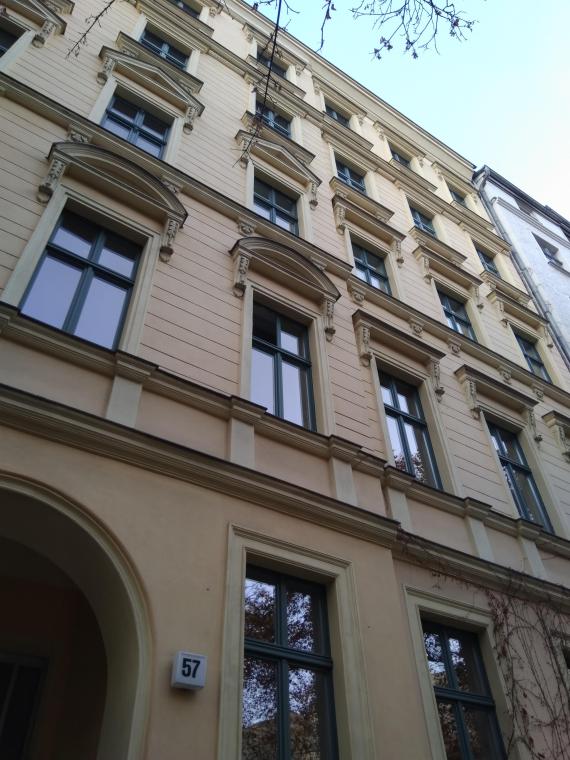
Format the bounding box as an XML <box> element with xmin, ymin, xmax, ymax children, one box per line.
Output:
<box><xmin>251</xmin><ymin>349</ymin><xmax>275</xmax><ymax>414</ymax></box>
<box><xmin>110</xmin><ymin>97</ymin><xmax>138</xmax><ymax>121</ymax></box>
<box><xmin>73</xmin><ymin>277</ymin><xmax>127</xmax><ymax>348</ymax></box>
<box><xmin>275</xmin><ymin>212</ymin><xmax>296</xmax><ymax>233</ymax></box>
<box><xmin>287</xmin><ymin>588</ymin><xmax>321</xmax><ymax>652</ymax></box>
<box><xmin>394</xmin><ymin>379</ymin><xmax>422</xmax><ymax>417</ymax></box>
<box><xmin>386</xmin><ymin>415</ymin><xmax>406</xmax><ymax>472</ymax></box>
<box><xmin>437</xmin><ymin>701</ymin><xmax>462</xmax><ymax>760</ymax></box>
<box><xmin>448</xmin><ymin>632</ymin><xmax>485</xmax><ymax>693</ymax></box>
<box><xmin>102</xmin><ymin>116</ymin><xmax>131</xmax><ymax>140</ymax></box>
<box><xmin>99</xmin><ymin>238</ymin><xmax>138</xmax><ymax>278</ymax></box>
<box><xmin>423</xmin><ymin>629</ymin><xmax>449</xmax><ymax>688</ymax></box>
<box><xmin>380</xmin><ymin>378</ymin><xmax>394</xmax><ymax>406</ymax></box>
<box><xmin>511</xmin><ymin>469</ymin><xmax>546</xmax><ymax>525</ymax></box>
<box><xmin>289</xmin><ymin>667</ymin><xmax>327</xmax><ymax>759</ymax></box>
<box><xmin>274</xmin><ymin>190</ymin><xmax>296</xmax><ymax>214</ymax></box>
<box><xmin>51</xmin><ymin>215</ymin><xmax>96</xmax><ymax>258</ymax></box>
<box><xmin>281</xmin><ymin>361</ymin><xmax>305</xmax><ymax>426</ymax></box>
<box><xmin>253</xmin><ymin>304</ymin><xmax>277</xmax><ymax>344</ymax></box>
<box><xmin>280</xmin><ymin>318</ymin><xmax>305</xmax><ymax>357</ymax></box>
<box><xmin>254</xmin><ymin>200</ymin><xmax>272</xmax><ymax>220</ymax></box>
<box><xmin>135</xmin><ymin>134</ymin><xmax>163</xmax><ymax>157</ymax></box>
<box><xmin>254</xmin><ymin>179</ymin><xmax>272</xmax><ymax>202</ymax></box>
<box><xmin>22</xmin><ymin>257</ymin><xmax>82</xmax><ymax>329</ymax></box>
<box><xmin>242</xmin><ymin>657</ymin><xmax>278</xmax><ymax>760</ymax></box>
<box><xmin>404</xmin><ymin>422</ymin><xmax>437</xmax><ymax>485</ymax></box>
<box><xmin>244</xmin><ymin>577</ymin><xmax>276</xmax><ymax>643</ymax></box>
<box><xmin>463</xmin><ymin>705</ymin><xmax>503</xmax><ymax>760</ymax></box>
<box><xmin>141</xmin><ymin>111</ymin><xmax>169</xmax><ymax>139</ymax></box>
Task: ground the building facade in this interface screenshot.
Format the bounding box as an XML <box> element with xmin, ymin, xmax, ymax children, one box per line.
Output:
<box><xmin>474</xmin><ymin>166</ymin><xmax>570</xmax><ymax>371</ymax></box>
<box><xmin>0</xmin><ymin>0</ymin><xmax>569</xmax><ymax>758</ymax></box>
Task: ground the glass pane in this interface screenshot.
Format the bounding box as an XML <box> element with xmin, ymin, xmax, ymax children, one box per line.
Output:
<box><xmin>404</xmin><ymin>422</ymin><xmax>437</xmax><ymax>485</ymax></box>
<box><xmin>51</xmin><ymin>215</ymin><xmax>97</xmax><ymax>258</ymax></box>
<box><xmin>463</xmin><ymin>705</ymin><xmax>503</xmax><ymax>760</ymax></box>
<box><xmin>282</xmin><ymin>361</ymin><xmax>305</xmax><ymax>426</ymax></box>
<box><xmin>274</xmin><ymin>190</ymin><xmax>296</xmax><ymax>215</ymax></box>
<box><xmin>135</xmin><ymin>134</ymin><xmax>163</xmax><ymax>157</ymax></box>
<box><xmin>437</xmin><ymin>701</ymin><xmax>462</xmax><ymax>760</ymax></box>
<box><xmin>73</xmin><ymin>277</ymin><xmax>127</xmax><ymax>348</ymax></box>
<box><xmin>286</xmin><ymin>588</ymin><xmax>321</xmax><ymax>652</ymax></box>
<box><xmin>102</xmin><ymin>116</ymin><xmax>131</xmax><ymax>140</ymax></box>
<box><xmin>22</xmin><ymin>256</ymin><xmax>82</xmax><ymax>329</ymax></box>
<box><xmin>251</xmin><ymin>348</ymin><xmax>275</xmax><ymax>414</ymax></box>
<box><xmin>386</xmin><ymin>415</ymin><xmax>406</xmax><ymax>472</ymax></box>
<box><xmin>447</xmin><ymin>632</ymin><xmax>485</xmax><ymax>693</ymax></box>
<box><xmin>0</xmin><ymin>665</ymin><xmax>42</xmax><ymax>759</ymax></box>
<box><xmin>423</xmin><ymin>629</ymin><xmax>449</xmax><ymax>688</ymax></box>
<box><xmin>511</xmin><ymin>468</ymin><xmax>546</xmax><ymax>525</ymax></box>
<box><xmin>380</xmin><ymin>378</ymin><xmax>394</xmax><ymax>406</ymax></box>
<box><xmin>242</xmin><ymin>657</ymin><xmax>278</xmax><ymax>760</ymax></box>
<box><xmin>394</xmin><ymin>379</ymin><xmax>422</xmax><ymax>417</ymax></box>
<box><xmin>244</xmin><ymin>577</ymin><xmax>276</xmax><ymax>642</ymax></box>
<box><xmin>253</xmin><ymin>200</ymin><xmax>272</xmax><ymax>220</ymax></box>
<box><xmin>275</xmin><ymin>212</ymin><xmax>296</xmax><ymax>233</ymax></box>
<box><xmin>254</xmin><ymin>179</ymin><xmax>272</xmax><ymax>201</ymax></box>
<box><xmin>141</xmin><ymin>111</ymin><xmax>169</xmax><ymax>139</ymax></box>
<box><xmin>99</xmin><ymin>237</ymin><xmax>138</xmax><ymax>278</ymax></box>
<box><xmin>369</xmin><ymin>273</ymin><xmax>382</xmax><ymax>290</ymax></box>
<box><xmin>110</xmin><ymin>97</ymin><xmax>138</xmax><ymax>121</ymax></box>
<box><xmin>500</xmin><ymin>431</ymin><xmax>523</xmax><ymax>463</ymax></box>
<box><xmin>288</xmin><ymin>667</ymin><xmax>327</xmax><ymax>759</ymax></box>
<box><xmin>355</xmin><ymin>265</ymin><xmax>367</xmax><ymax>282</ymax></box>
<box><xmin>280</xmin><ymin>318</ymin><xmax>305</xmax><ymax>357</ymax></box>
<box><xmin>253</xmin><ymin>304</ymin><xmax>277</xmax><ymax>344</ymax></box>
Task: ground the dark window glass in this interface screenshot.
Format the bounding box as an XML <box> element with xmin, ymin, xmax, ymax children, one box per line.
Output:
<box><xmin>243</xmin><ymin>567</ymin><xmax>338</xmax><ymax>760</ymax></box>
<box><xmin>438</xmin><ymin>290</ymin><xmax>476</xmax><ymax>341</ymax></box>
<box><xmin>256</xmin><ymin>101</ymin><xmax>291</xmax><ymax>138</ymax></box>
<box><xmin>422</xmin><ymin>623</ymin><xmax>505</xmax><ymax>760</ymax></box>
<box><xmin>336</xmin><ymin>160</ymin><xmax>366</xmax><ymax>194</ymax></box>
<box><xmin>0</xmin><ymin>653</ymin><xmax>45</xmax><ymax>759</ymax></box>
<box><xmin>257</xmin><ymin>54</ymin><xmax>287</xmax><ymax>78</ymax></box>
<box><xmin>102</xmin><ymin>95</ymin><xmax>170</xmax><ymax>158</ymax></box>
<box><xmin>488</xmin><ymin>423</ymin><xmax>552</xmax><ymax>530</ymax></box>
<box><xmin>325</xmin><ymin>104</ymin><xmax>350</xmax><ymax>128</ymax></box>
<box><xmin>253</xmin><ymin>178</ymin><xmax>298</xmax><ymax>235</ymax></box>
<box><xmin>411</xmin><ymin>207</ymin><xmax>436</xmax><ymax>236</ymax></box>
<box><xmin>0</xmin><ymin>28</ymin><xmax>18</xmax><ymax>56</ymax></box>
<box><xmin>380</xmin><ymin>372</ymin><xmax>441</xmax><ymax>488</ymax></box>
<box><xmin>20</xmin><ymin>212</ymin><xmax>141</xmax><ymax>350</ymax></box>
<box><xmin>450</xmin><ymin>188</ymin><xmax>467</xmax><ymax>206</ymax></box>
<box><xmin>252</xmin><ymin>304</ymin><xmax>314</xmax><ymax>429</ymax></box>
<box><xmin>390</xmin><ymin>147</ymin><xmax>410</xmax><ymax>167</ymax></box>
<box><xmin>514</xmin><ymin>333</ymin><xmax>551</xmax><ymax>381</ymax></box>
<box><xmin>169</xmin><ymin>0</ymin><xmax>199</xmax><ymax>18</ymax></box>
<box><xmin>353</xmin><ymin>244</ymin><xmax>391</xmax><ymax>295</ymax></box>
<box><xmin>140</xmin><ymin>29</ymin><xmax>188</xmax><ymax>68</ymax></box>
<box><xmin>476</xmin><ymin>248</ymin><xmax>499</xmax><ymax>276</ymax></box>
<box><xmin>534</xmin><ymin>235</ymin><xmax>558</xmax><ymax>261</ymax></box>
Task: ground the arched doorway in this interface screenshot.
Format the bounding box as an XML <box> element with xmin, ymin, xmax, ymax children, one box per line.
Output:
<box><xmin>0</xmin><ymin>476</ymin><xmax>151</xmax><ymax>760</ymax></box>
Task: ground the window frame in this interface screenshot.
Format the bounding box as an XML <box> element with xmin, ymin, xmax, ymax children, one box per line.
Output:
<box><xmin>437</xmin><ymin>289</ymin><xmax>477</xmax><ymax>341</ymax></box>
<box><xmin>389</xmin><ymin>146</ymin><xmax>410</xmax><ymax>167</ymax></box>
<box><xmin>168</xmin><ymin>0</ymin><xmax>200</xmax><ymax>18</ymax></box>
<box><xmin>101</xmin><ymin>93</ymin><xmax>171</xmax><ymax>159</ymax></box>
<box><xmin>242</xmin><ymin>565</ymin><xmax>338</xmax><ymax>760</ymax></box>
<box><xmin>139</xmin><ymin>28</ymin><xmax>189</xmax><ymax>69</ymax></box>
<box><xmin>513</xmin><ymin>331</ymin><xmax>551</xmax><ymax>382</ymax></box>
<box><xmin>255</xmin><ymin>101</ymin><xmax>292</xmax><ymax>139</ymax></box>
<box><xmin>449</xmin><ymin>187</ymin><xmax>467</xmax><ymax>206</ymax></box>
<box><xmin>253</xmin><ymin>176</ymin><xmax>299</xmax><ymax>235</ymax></box>
<box><xmin>410</xmin><ymin>206</ymin><xmax>436</xmax><ymax>236</ymax></box>
<box><xmin>257</xmin><ymin>52</ymin><xmax>287</xmax><ymax>78</ymax></box>
<box><xmin>335</xmin><ymin>159</ymin><xmax>366</xmax><ymax>194</ymax></box>
<box><xmin>476</xmin><ymin>247</ymin><xmax>500</xmax><ymax>276</ymax></box>
<box><xmin>325</xmin><ymin>103</ymin><xmax>350</xmax><ymax>128</ymax></box>
<box><xmin>352</xmin><ymin>243</ymin><xmax>391</xmax><ymax>295</ymax></box>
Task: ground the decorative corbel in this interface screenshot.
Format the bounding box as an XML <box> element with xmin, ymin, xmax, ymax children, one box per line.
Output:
<box><xmin>447</xmin><ymin>337</ymin><xmax>462</xmax><ymax>355</ymax></box>
<box><xmin>322</xmin><ymin>296</ymin><xmax>335</xmax><ymax>342</ymax></box>
<box><xmin>348</xmin><ymin>279</ymin><xmax>366</xmax><ymax>305</ymax></box>
<box><xmin>37</xmin><ymin>157</ymin><xmax>67</xmax><ymax>203</ymax></box>
<box><xmin>556</xmin><ymin>425</ymin><xmax>570</xmax><ymax>462</ymax></box>
<box><xmin>67</xmin><ymin>125</ymin><xmax>92</xmax><ymax>144</ymax></box>
<box><xmin>294</xmin><ymin>64</ymin><xmax>303</xmax><ymax>76</ymax></box>
<box><xmin>473</xmin><ymin>285</ymin><xmax>483</xmax><ymax>310</ymax></box>
<box><xmin>420</xmin><ymin>254</ymin><xmax>431</xmax><ymax>283</ymax></box>
<box><xmin>540</xmin><ymin>324</ymin><xmax>554</xmax><ymax>349</ymax></box>
<box><xmin>431</xmin><ymin>360</ymin><xmax>445</xmax><ymax>401</ymax></box>
<box><xmin>161</xmin><ymin>177</ymin><xmax>183</xmax><ymax>195</ymax></box>
<box><xmin>392</xmin><ymin>240</ymin><xmax>404</xmax><ymax>268</ymax></box>
<box><xmin>498</xmin><ymin>365</ymin><xmax>512</xmax><ymax>384</ymax></box>
<box><xmin>495</xmin><ymin>298</ymin><xmax>508</xmax><ymax>327</ymax></box>
<box><xmin>313</xmin><ymin>80</ymin><xmax>321</xmax><ymax>95</ymax></box>
<box><xmin>416</xmin><ymin>155</ymin><xmax>425</xmax><ymax>168</ymax></box>
<box><xmin>159</xmin><ymin>218</ymin><xmax>180</xmax><ymax>263</ymax></box>
<box><xmin>184</xmin><ymin>105</ymin><xmax>199</xmax><ymax>133</ymax></box>
<box><xmin>464</xmin><ymin>380</ymin><xmax>480</xmax><ymax>419</ymax></box>
<box><xmin>97</xmin><ymin>55</ymin><xmax>116</xmax><ymax>84</ymax></box>
<box><xmin>33</xmin><ymin>20</ymin><xmax>57</xmax><ymax>47</ymax></box>
<box><xmin>333</xmin><ymin>203</ymin><xmax>346</xmax><ymax>234</ymax></box>
<box><xmin>309</xmin><ymin>181</ymin><xmax>318</xmax><ymax>209</ymax></box>
<box><xmin>310</xmin><ymin>255</ymin><xmax>326</xmax><ymax>272</ymax></box>
<box><xmin>408</xmin><ymin>317</ymin><xmax>424</xmax><ymax>336</ymax></box>
<box><xmin>356</xmin><ymin>113</ymin><xmax>365</xmax><ymax>126</ymax></box>
<box><xmin>357</xmin><ymin>325</ymin><xmax>372</xmax><ymax>367</ymax></box>
<box><xmin>372</xmin><ymin>121</ymin><xmax>386</xmax><ymax>140</ymax></box>
<box><xmin>232</xmin><ymin>251</ymin><xmax>251</xmax><ymax>297</ymax></box>
<box><xmin>237</xmin><ymin>217</ymin><xmax>256</xmax><ymax>236</ymax></box>
<box><xmin>526</xmin><ymin>408</ymin><xmax>542</xmax><ymax>444</ymax></box>
<box><xmin>532</xmin><ymin>384</ymin><xmax>544</xmax><ymax>402</ymax></box>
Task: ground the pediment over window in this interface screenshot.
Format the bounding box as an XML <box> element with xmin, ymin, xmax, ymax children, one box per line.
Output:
<box><xmin>480</xmin><ymin>271</ymin><xmax>531</xmax><ymax>306</ymax></box>
<box><xmin>241</xmin><ymin>111</ymin><xmax>315</xmax><ymax>166</ymax></box>
<box><xmin>5</xmin><ymin>0</ymin><xmax>65</xmax><ymax>29</ymax></box>
<box><xmin>37</xmin><ymin>142</ymin><xmax>187</xmax><ymax>261</ymax></box>
<box><xmin>331</xmin><ymin>187</ymin><xmax>402</xmax><ymax>254</ymax></box>
<box><xmin>97</xmin><ymin>47</ymin><xmax>204</xmax><ymax>128</ymax></box>
<box><xmin>230</xmin><ymin>237</ymin><xmax>340</xmax><ymax>339</ymax></box>
<box><xmin>486</xmin><ymin>289</ymin><xmax>547</xmax><ymax>331</ymax></box>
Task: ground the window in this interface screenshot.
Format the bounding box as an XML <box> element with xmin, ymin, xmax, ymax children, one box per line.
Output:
<box><xmin>534</xmin><ymin>235</ymin><xmax>559</xmax><ymax>262</ymax></box>
<box><xmin>20</xmin><ymin>211</ymin><xmax>141</xmax><ymax>350</ymax></box>
<box><xmin>438</xmin><ymin>290</ymin><xmax>476</xmax><ymax>340</ymax></box>
<box><xmin>353</xmin><ymin>243</ymin><xmax>391</xmax><ymax>294</ymax></box>
<box><xmin>325</xmin><ymin>103</ymin><xmax>349</xmax><ymax>128</ymax></box>
<box><xmin>0</xmin><ymin>28</ymin><xmax>18</xmax><ymax>56</ymax></box>
<box><xmin>102</xmin><ymin>95</ymin><xmax>170</xmax><ymax>158</ymax></box>
<box><xmin>380</xmin><ymin>371</ymin><xmax>441</xmax><ymax>488</ymax></box>
<box><xmin>514</xmin><ymin>332</ymin><xmax>551</xmax><ymax>381</ymax></box>
<box><xmin>336</xmin><ymin>160</ymin><xmax>366</xmax><ymax>194</ymax></box>
<box><xmin>488</xmin><ymin>423</ymin><xmax>552</xmax><ymax>530</ymax></box>
<box><xmin>140</xmin><ymin>29</ymin><xmax>188</xmax><ymax>68</ymax></box>
<box><xmin>516</xmin><ymin>197</ymin><xmax>534</xmax><ymax>216</ymax></box>
<box><xmin>257</xmin><ymin>54</ymin><xmax>287</xmax><ymax>78</ymax></box>
<box><xmin>169</xmin><ymin>0</ymin><xmax>199</xmax><ymax>17</ymax></box>
<box><xmin>390</xmin><ymin>146</ymin><xmax>410</xmax><ymax>167</ymax></box>
<box><xmin>256</xmin><ymin>101</ymin><xmax>291</xmax><ymax>138</ymax></box>
<box><xmin>422</xmin><ymin>621</ymin><xmax>505</xmax><ymax>760</ymax></box>
<box><xmin>449</xmin><ymin>188</ymin><xmax>467</xmax><ymax>206</ymax></box>
<box><xmin>253</xmin><ymin>178</ymin><xmax>298</xmax><ymax>235</ymax></box>
<box><xmin>476</xmin><ymin>248</ymin><xmax>499</xmax><ymax>276</ymax></box>
<box><xmin>242</xmin><ymin>566</ymin><xmax>338</xmax><ymax>760</ymax></box>
<box><xmin>0</xmin><ymin>653</ymin><xmax>45</xmax><ymax>758</ymax></box>
<box><xmin>411</xmin><ymin>207</ymin><xmax>436</xmax><ymax>236</ymax></box>
<box><xmin>251</xmin><ymin>303</ymin><xmax>315</xmax><ymax>429</ymax></box>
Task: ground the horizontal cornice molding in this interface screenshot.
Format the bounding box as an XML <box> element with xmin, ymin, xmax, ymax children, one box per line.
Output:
<box><xmin>455</xmin><ymin>364</ymin><xmax>538</xmax><ymax>420</ymax></box>
<box><xmin>241</xmin><ymin>111</ymin><xmax>315</xmax><ymax>164</ymax></box>
<box><xmin>492</xmin><ymin>197</ymin><xmax>570</xmax><ymax>251</ymax></box>
<box><xmin>480</xmin><ymin>271</ymin><xmax>531</xmax><ymax>305</ymax></box>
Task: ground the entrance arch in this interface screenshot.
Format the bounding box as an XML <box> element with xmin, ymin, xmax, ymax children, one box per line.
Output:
<box><xmin>0</xmin><ymin>474</ymin><xmax>152</xmax><ymax>760</ymax></box>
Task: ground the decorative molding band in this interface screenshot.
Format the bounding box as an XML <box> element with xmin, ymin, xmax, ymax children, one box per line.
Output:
<box><xmin>542</xmin><ymin>411</ymin><xmax>570</xmax><ymax>463</ymax></box>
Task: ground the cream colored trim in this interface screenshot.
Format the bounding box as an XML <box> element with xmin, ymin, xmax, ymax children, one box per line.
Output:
<box><xmin>88</xmin><ymin>76</ymin><xmax>117</xmax><ymax>123</ymax></box>
<box><xmin>0</xmin><ymin>27</ymin><xmax>34</xmax><ymax>72</ymax></box>
<box><xmin>218</xmin><ymin>525</ymin><xmax>376</xmax><ymax>760</ymax></box>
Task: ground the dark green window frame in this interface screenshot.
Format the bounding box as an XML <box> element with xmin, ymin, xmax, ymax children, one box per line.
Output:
<box><xmin>353</xmin><ymin>243</ymin><xmax>391</xmax><ymax>294</ymax></box>
<box><xmin>422</xmin><ymin>621</ymin><xmax>506</xmax><ymax>760</ymax></box>
<box><xmin>390</xmin><ymin>146</ymin><xmax>410</xmax><ymax>167</ymax></box>
<box><xmin>255</xmin><ymin>101</ymin><xmax>291</xmax><ymax>138</ymax></box>
<box><xmin>488</xmin><ymin>422</ymin><xmax>552</xmax><ymax>531</ymax></box>
<box><xmin>242</xmin><ymin>565</ymin><xmax>338</xmax><ymax>760</ymax></box>
<box><xmin>102</xmin><ymin>95</ymin><xmax>170</xmax><ymax>158</ymax></box>
<box><xmin>0</xmin><ymin>28</ymin><xmax>18</xmax><ymax>56</ymax></box>
<box><xmin>336</xmin><ymin>160</ymin><xmax>366</xmax><ymax>194</ymax></box>
<box><xmin>438</xmin><ymin>290</ymin><xmax>476</xmax><ymax>341</ymax></box>
<box><xmin>257</xmin><ymin>53</ymin><xmax>287</xmax><ymax>78</ymax></box>
<box><xmin>325</xmin><ymin>103</ymin><xmax>350</xmax><ymax>128</ymax></box>
<box><xmin>476</xmin><ymin>248</ymin><xmax>499</xmax><ymax>276</ymax></box>
<box><xmin>410</xmin><ymin>206</ymin><xmax>436</xmax><ymax>236</ymax></box>
<box><xmin>140</xmin><ymin>28</ymin><xmax>188</xmax><ymax>68</ymax></box>
<box><xmin>169</xmin><ymin>0</ymin><xmax>199</xmax><ymax>18</ymax></box>
<box><xmin>0</xmin><ymin>652</ymin><xmax>46</xmax><ymax>759</ymax></box>
<box><xmin>514</xmin><ymin>332</ymin><xmax>551</xmax><ymax>382</ymax></box>
<box><xmin>20</xmin><ymin>211</ymin><xmax>141</xmax><ymax>350</ymax></box>
<box><xmin>380</xmin><ymin>371</ymin><xmax>442</xmax><ymax>488</ymax></box>
<box><xmin>253</xmin><ymin>178</ymin><xmax>298</xmax><ymax>235</ymax></box>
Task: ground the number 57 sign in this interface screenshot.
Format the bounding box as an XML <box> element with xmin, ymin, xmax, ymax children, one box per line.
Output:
<box><xmin>171</xmin><ymin>651</ymin><xmax>207</xmax><ymax>690</ymax></box>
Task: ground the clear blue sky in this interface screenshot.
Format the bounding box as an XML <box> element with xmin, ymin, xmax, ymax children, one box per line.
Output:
<box><xmin>244</xmin><ymin>0</ymin><xmax>570</xmax><ymax>218</ymax></box>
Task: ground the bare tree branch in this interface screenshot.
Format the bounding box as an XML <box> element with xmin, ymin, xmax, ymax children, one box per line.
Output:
<box><xmin>67</xmin><ymin>0</ymin><xmax>118</xmax><ymax>58</ymax></box>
